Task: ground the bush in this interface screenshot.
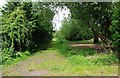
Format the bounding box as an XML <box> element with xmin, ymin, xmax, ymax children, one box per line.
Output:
<box><xmin>1</xmin><ymin>2</ymin><xmax>54</xmax><ymax>63</ymax></box>
<box><xmin>91</xmin><ymin>53</ymin><xmax>119</xmax><ymax>66</ymax></box>
<box><xmin>56</xmin><ymin>19</ymin><xmax>93</xmax><ymax>41</ymax></box>
<box><xmin>2</xmin><ymin>51</ymin><xmax>31</xmax><ymax>65</ymax></box>
<box><xmin>110</xmin><ymin>2</ymin><xmax>120</xmax><ymax>52</ymax></box>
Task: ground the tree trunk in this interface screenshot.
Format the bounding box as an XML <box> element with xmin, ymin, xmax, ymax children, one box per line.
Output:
<box><xmin>94</xmin><ymin>34</ymin><xmax>99</xmax><ymax>43</ymax></box>
<box><xmin>88</xmin><ymin>16</ymin><xmax>99</xmax><ymax>44</ymax></box>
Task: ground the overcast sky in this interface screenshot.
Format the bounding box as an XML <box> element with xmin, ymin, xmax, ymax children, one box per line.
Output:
<box><xmin>0</xmin><ymin>0</ymin><xmax>6</xmax><ymax>8</ymax></box>
<box><xmin>52</xmin><ymin>6</ymin><xmax>70</xmax><ymax>31</ymax></box>
<box><xmin>0</xmin><ymin>0</ymin><xmax>70</xmax><ymax>31</ymax></box>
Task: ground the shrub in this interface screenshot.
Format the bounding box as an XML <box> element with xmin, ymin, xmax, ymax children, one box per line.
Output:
<box><xmin>91</xmin><ymin>53</ymin><xmax>119</xmax><ymax>66</ymax></box>
<box><xmin>56</xmin><ymin>19</ymin><xmax>93</xmax><ymax>41</ymax></box>
<box><xmin>110</xmin><ymin>2</ymin><xmax>120</xmax><ymax>52</ymax></box>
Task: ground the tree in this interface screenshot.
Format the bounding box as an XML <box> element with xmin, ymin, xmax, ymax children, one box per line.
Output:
<box><xmin>2</xmin><ymin>7</ymin><xmax>32</xmax><ymax>61</ymax></box>
<box><xmin>110</xmin><ymin>2</ymin><xmax>120</xmax><ymax>52</ymax></box>
<box><xmin>64</xmin><ymin>2</ymin><xmax>112</xmax><ymax>43</ymax></box>
<box><xmin>57</xmin><ymin>19</ymin><xmax>93</xmax><ymax>41</ymax></box>
<box><xmin>30</xmin><ymin>2</ymin><xmax>54</xmax><ymax>50</ymax></box>
<box><xmin>1</xmin><ymin>2</ymin><xmax>54</xmax><ymax>62</ymax></box>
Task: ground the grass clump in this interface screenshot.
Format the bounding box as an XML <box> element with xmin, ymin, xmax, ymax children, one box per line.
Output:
<box><xmin>68</xmin><ymin>55</ymin><xmax>92</xmax><ymax>65</ymax></box>
<box><xmin>90</xmin><ymin>53</ymin><xmax>119</xmax><ymax>66</ymax></box>
<box><xmin>54</xmin><ymin>41</ymin><xmax>118</xmax><ymax>66</ymax></box>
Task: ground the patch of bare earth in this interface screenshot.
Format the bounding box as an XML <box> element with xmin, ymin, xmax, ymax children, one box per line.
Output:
<box><xmin>2</xmin><ymin>50</ymin><xmax>58</xmax><ymax>76</ymax></box>
<box><xmin>22</xmin><ymin>70</ymin><xmax>49</xmax><ymax>76</ymax></box>
<box><xmin>68</xmin><ymin>43</ymin><xmax>109</xmax><ymax>53</ymax></box>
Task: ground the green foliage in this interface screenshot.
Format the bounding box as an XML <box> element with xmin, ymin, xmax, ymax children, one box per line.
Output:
<box><xmin>2</xmin><ymin>7</ymin><xmax>32</xmax><ymax>62</ymax></box>
<box><xmin>62</xmin><ymin>2</ymin><xmax>120</xmax><ymax>48</ymax></box>
<box><xmin>1</xmin><ymin>2</ymin><xmax>21</xmax><ymax>15</ymax></box>
<box><xmin>110</xmin><ymin>2</ymin><xmax>120</xmax><ymax>52</ymax></box>
<box><xmin>64</xmin><ymin>2</ymin><xmax>112</xmax><ymax>43</ymax></box>
<box><xmin>71</xmin><ymin>48</ymin><xmax>116</xmax><ymax>66</ymax></box>
<box><xmin>2</xmin><ymin>48</ymin><xmax>118</xmax><ymax>76</ymax></box>
<box><xmin>54</xmin><ymin>42</ymin><xmax>118</xmax><ymax>66</ymax></box>
<box><xmin>68</xmin><ymin>55</ymin><xmax>91</xmax><ymax>65</ymax></box>
<box><xmin>30</xmin><ymin>3</ymin><xmax>54</xmax><ymax>50</ymax></box>
<box><xmin>55</xmin><ymin>42</ymin><xmax>96</xmax><ymax>57</ymax></box>
<box><xmin>1</xmin><ymin>2</ymin><xmax>54</xmax><ymax>63</ymax></box>
<box><xmin>3</xmin><ymin>51</ymin><xmax>31</xmax><ymax>65</ymax></box>
<box><xmin>56</xmin><ymin>19</ymin><xmax>93</xmax><ymax>41</ymax></box>
<box><xmin>91</xmin><ymin>53</ymin><xmax>118</xmax><ymax>66</ymax></box>
<box><xmin>16</xmin><ymin>51</ymin><xmax>30</xmax><ymax>58</ymax></box>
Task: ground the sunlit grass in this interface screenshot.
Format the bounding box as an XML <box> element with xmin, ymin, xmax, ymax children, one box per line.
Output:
<box><xmin>2</xmin><ymin>41</ymin><xmax>119</xmax><ymax>76</ymax></box>
<box><xmin>33</xmin><ymin>49</ymin><xmax>118</xmax><ymax>76</ymax></box>
<box><xmin>35</xmin><ymin>50</ymin><xmax>118</xmax><ymax>76</ymax></box>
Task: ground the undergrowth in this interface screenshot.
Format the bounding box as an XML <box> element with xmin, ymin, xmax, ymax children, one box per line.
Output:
<box><xmin>54</xmin><ymin>41</ymin><xmax>96</xmax><ymax>57</ymax></box>
<box><xmin>2</xmin><ymin>51</ymin><xmax>31</xmax><ymax>66</ymax></box>
<box><xmin>2</xmin><ymin>40</ymin><xmax>119</xmax><ymax>76</ymax></box>
<box><xmin>54</xmin><ymin>41</ymin><xmax>119</xmax><ymax>66</ymax></box>
<box><xmin>3</xmin><ymin>40</ymin><xmax>119</xmax><ymax>67</ymax></box>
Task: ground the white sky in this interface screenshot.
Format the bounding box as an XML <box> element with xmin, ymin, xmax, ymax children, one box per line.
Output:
<box><xmin>0</xmin><ymin>0</ymin><xmax>70</xmax><ymax>31</ymax></box>
<box><xmin>0</xmin><ymin>0</ymin><xmax>6</xmax><ymax>8</ymax></box>
<box><xmin>52</xmin><ymin>6</ymin><xmax>70</xmax><ymax>31</ymax></box>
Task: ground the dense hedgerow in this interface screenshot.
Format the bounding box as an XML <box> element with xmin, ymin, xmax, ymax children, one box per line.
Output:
<box><xmin>1</xmin><ymin>2</ymin><xmax>54</xmax><ymax>63</ymax></box>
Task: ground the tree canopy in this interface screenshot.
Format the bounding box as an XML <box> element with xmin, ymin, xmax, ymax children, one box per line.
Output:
<box><xmin>1</xmin><ymin>2</ymin><xmax>54</xmax><ymax>62</ymax></box>
<box><xmin>1</xmin><ymin>1</ymin><xmax>120</xmax><ymax>63</ymax></box>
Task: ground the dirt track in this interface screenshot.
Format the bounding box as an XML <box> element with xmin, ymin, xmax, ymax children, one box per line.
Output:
<box><xmin>69</xmin><ymin>43</ymin><xmax>101</xmax><ymax>49</ymax></box>
<box><xmin>68</xmin><ymin>42</ymin><xmax>112</xmax><ymax>53</ymax></box>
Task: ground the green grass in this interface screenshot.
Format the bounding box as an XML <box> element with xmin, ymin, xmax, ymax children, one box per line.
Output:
<box><xmin>35</xmin><ymin>50</ymin><xmax>118</xmax><ymax>76</ymax></box>
<box><xmin>54</xmin><ymin>40</ymin><xmax>118</xmax><ymax>64</ymax></box>
<box><xmin>55</xmin><ymin>42</ymin><xmax>96</xmax><ymax>57</ymax></box>
<box><xmin>2</xmin><ymin>41</ymin><xmax>119</xmax><ymax>76</ymax></box>
<box><xmin>2</xmin><ymin>48</ymin><xmax>118</xmax><ymax>76</ymax></box>
<box><xmin>27</xmin><ymin>49</ymin><xmax>118</xmax><ymax>76</ymax></box>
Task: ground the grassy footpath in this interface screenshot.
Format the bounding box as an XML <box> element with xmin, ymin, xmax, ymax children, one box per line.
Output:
<box><xmin>2</xmin><ymin>40</ymin><xmax>119</xmax><ymax>76</ymax></box>
<box><xmin>2</xmin><ymin>48</ymin><xmax>118</xmax><ymax>76</ymax></box>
